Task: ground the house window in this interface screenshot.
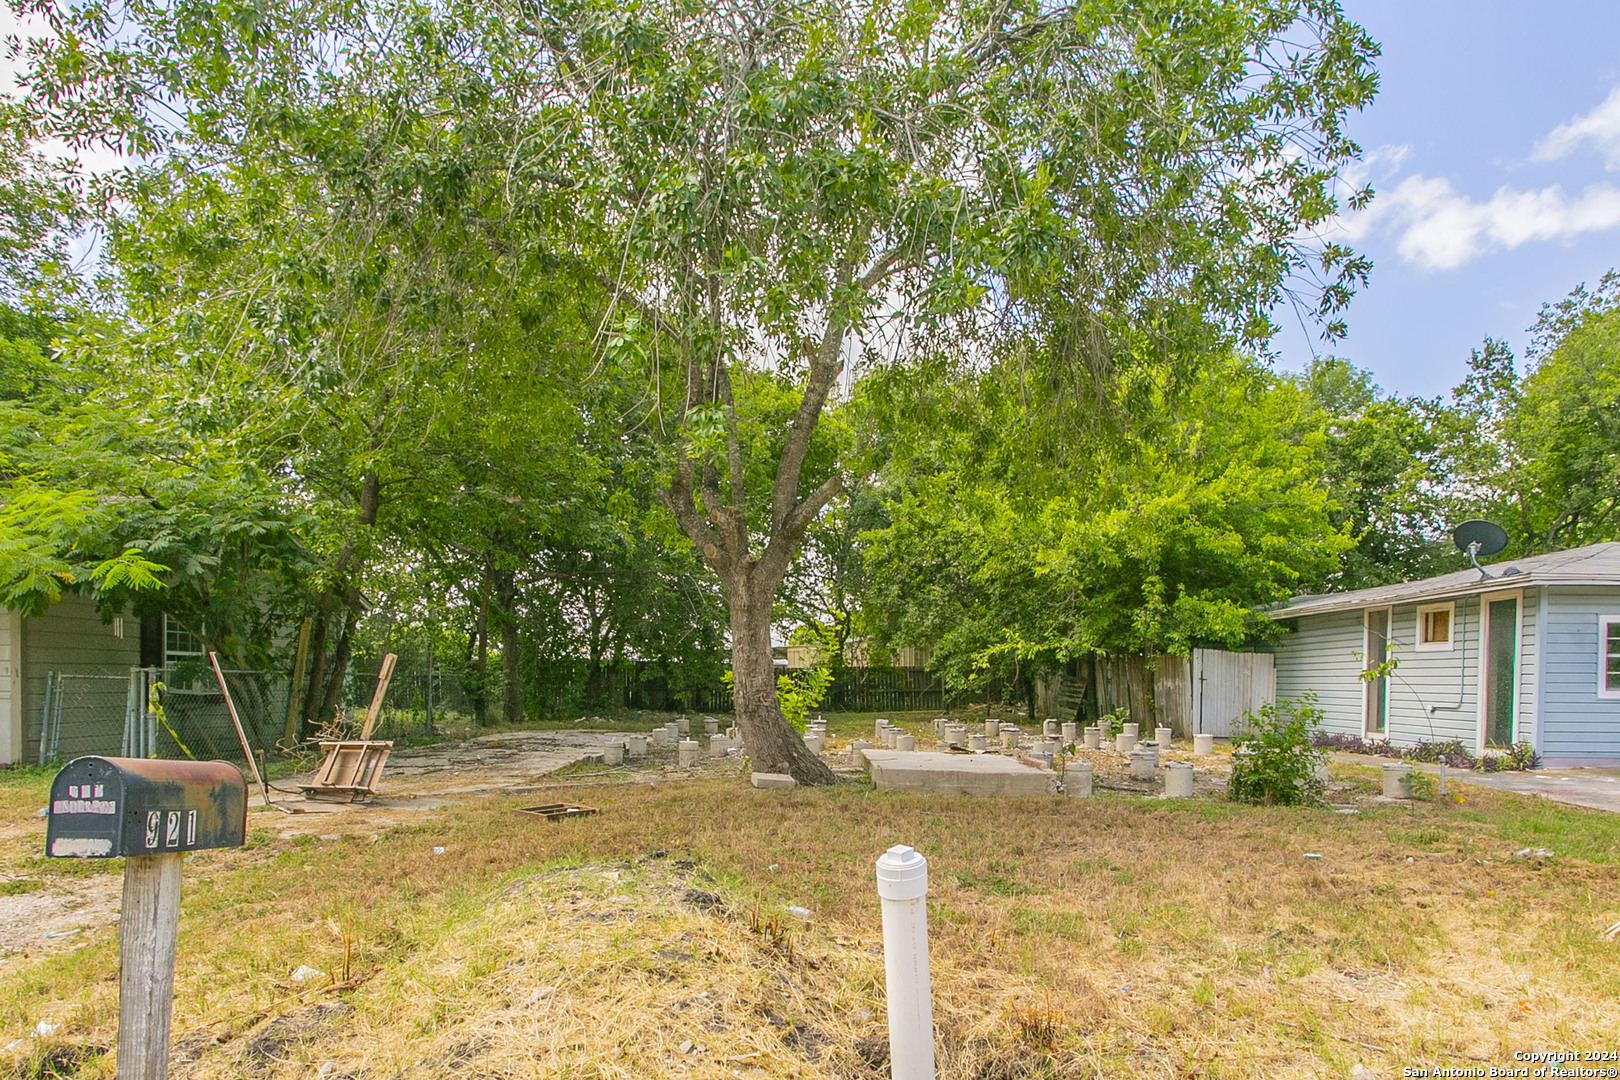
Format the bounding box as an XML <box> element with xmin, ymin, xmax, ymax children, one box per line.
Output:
<box><xmin>162</xmin><ymin>616</ymin><xmax>206</xmax><ymax>666</ymax></box>
<box><xmin>1416</xmin><ymin>602</ymin><xmax>1455</xmax><ymax>651</ymax></box>
<box><xmin>1599</xmin><ymin>616</ymin><xmax>1620</xmax><ymax>698</ymax></box>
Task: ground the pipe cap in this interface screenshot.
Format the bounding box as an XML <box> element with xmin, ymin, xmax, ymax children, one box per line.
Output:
<box><xmin>876</xmin><ymin>845</ymin><xmax>928</xmax><ymax>900</ymax></box>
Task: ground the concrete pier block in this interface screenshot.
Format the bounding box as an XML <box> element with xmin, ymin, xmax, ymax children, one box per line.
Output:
<box><xmin>1083</xmin><ymin>727</ymin><xmax>1100</xmax><ymax>750</ymax></box>
<box><xmin>704</xmin><ymin>718</ymin><xmax>720</xmax><ymax>735</ymax></box>
<box><xmin>676</xmin><ymin>717</ymin><xmax>691</xmax><ymax>735</ymax></box>
<box><xmin>864</xmin><ymin>750</ymin><xmax>1059</xmax><ymax>797</ymax></box>
<box><xmin>627</xmin><ymin>735</ymin><xmax>649</xmax><ymax>758</ymax></box>
<box><xmin>1064</xmin><ymin>761</ymin><xmax>1093</xmax><ymax>797</ymax></box>
<box><xmin>1043</xmin><ymin>719</ymin><xmax>1061</xmax><ymax>738</ymax></box>
<box><xmin>1155</xmin><ymin>726</ymin><xmax>1172</xmax><ymax>749</ymax></box>
<box><xmin>875</xmin><ymin>718</ymin><xmax>890</xmax><ymax>739</ymax></box>
<box><xmin>850</xmin><ymin>739</ymin><xmax>874</xmax><ymax>765</ymax></box>
<box><xmin>945</xmin><ymin>724</ymin><xmax>967</xmax><ymax>748</ymax></box>
<box><xmin>1115</xmin><ymin>732</ymin><xmax>1136</xmax><ymax>754</ymax></box>
<box><xmin>968</xmin><ymin>734</ymin><xmax>987</xmax><ymax>752</ymax></box>
<box><xmin>1163</xmin><ymin>761</ymin><xmax>1193</xmax><ymax>797</ymax></box>
<box><xmin>984</xmin><ymin>719</ymin><xmax>1000</xmax><ymax>738</ymax></box>
<box><xmin>751</xmin><ymin>772</ymin><xmax>797</xmax><ymax>790</ymax></box>
<box><xmin>1061</xmin><ymin>722</ymin><xmax>1078</xmax><ymax>745</ymax></box>
<box><xmin>1193</xmin><ymin>733</ymin><xmax>1215</xmax><ymax>756</ymax></box>
<box><xmin>1129</xmin><ymin>745</ymin><xmax>1159</xmax><ymax>780</ymax></box>
<box><xmin>897</xmin><ymin>734</ymin><xmax>915</xmax><ymax>751</ymax></box>
<box><xmin>1122</xmin><ymin>723</ymin><xmax>1139</xmax><ymax>740</ymax></box>
<box><xmin>649</xmin><ymin>728</ymin><xmax>666</xmax><ymax>748</ymax></box>
<box><xmin>1382</xmin><ymin>763</ymin><xmax>1413</xmax><ymax>799</ymax></box>
<box><xmin>678</xmin><ymin>739</ymin><xmax>701</xmax><ymax>767</ymax></box>
<box><xmin>1001</xmin><ymin>730</ymin><xmax>1018</xmax><ymax>749</ymax></box>
<box><xmin>602</xmin><ymin>742</ymin><xmax>625</xmax><ymax>766</ymax></box>
<box><xmin>709</xmin><ymin>735</ymin><xmax>730</xmax><ymax>758</ymax></box>
<box><xmin>804</xmin><ymin>733</ymin><xmax>825</xmax><ymax>754</ymax></box>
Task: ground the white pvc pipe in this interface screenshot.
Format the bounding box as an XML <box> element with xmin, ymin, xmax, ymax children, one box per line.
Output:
<box><xmin>876</xmin><ymin>845</ymin><xmax>935</xmax><ymax>1080</ymax></box>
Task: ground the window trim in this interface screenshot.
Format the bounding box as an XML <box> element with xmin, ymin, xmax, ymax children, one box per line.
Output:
<box><xmin>1363</xmin><ymin>606</ymin><xmax>1392</xmax><ymax>740</ymax></box>
<box><xmin>1597</xmin><ymin>614</ymin><xmax>1620</xmax><ymax>700</ymax></box>
<box><xmin>1415</xmin><ymin>601</ymin><xmax>1456</xmax><ymax>652</ymax></box>
<box><xmin>161</xmin><ymin>614</ymin><xmax>206</xmax><ymax>668</ymax></box>
<box><xmin>1476</xmin><ymin>590</ymin><xmax>1523</xmax><ymax>752</ymax></box>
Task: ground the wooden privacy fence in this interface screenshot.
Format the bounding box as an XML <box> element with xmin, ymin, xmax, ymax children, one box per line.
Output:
<box><xmin>1044</xmin><ymin>650</ymin><xmax>1275</xmax><ymax>738</ymax></box>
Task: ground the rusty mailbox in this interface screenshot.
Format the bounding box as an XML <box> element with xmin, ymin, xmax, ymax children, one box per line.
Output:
<box><xmin>46</xmin><ymin>756</ymin><xmax>247</xmax><ymax>859</ymax></box>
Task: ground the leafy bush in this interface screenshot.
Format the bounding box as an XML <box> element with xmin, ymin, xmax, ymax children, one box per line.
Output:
<box><xmin>1228</xmin><ymin>696</ymin><xmax>1327</xmax><ymax>806</ymax></box>
<box><xmin>1311</xmin><ymin>732</ymin><xmax>1399</xmax><ymax>758</ymax></box>
<box><xmin>1098</xmin><ymin>707</ymin><xmax>1130</xmax><ymax>740</ymax></box>
<box><xmin>1308</xmin><ymin>733</ymin><xmax>1540</xmax><ymax>771</ymax></box>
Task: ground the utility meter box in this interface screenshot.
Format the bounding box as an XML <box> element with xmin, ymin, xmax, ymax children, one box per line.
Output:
<box><xmin>46</xmin><ymin>757</ymin><xmax>247</xmax><ymax>859</ymax></box>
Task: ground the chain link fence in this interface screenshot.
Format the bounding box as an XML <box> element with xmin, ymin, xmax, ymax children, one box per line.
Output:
<box><xmin>37</xmin><ymin>667</ymin><xmax>290</xmax><ymax>766</ymax></box>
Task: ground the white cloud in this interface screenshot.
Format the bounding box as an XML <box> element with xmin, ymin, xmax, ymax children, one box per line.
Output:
<box><xmin>1534</xmin><ymin>86</ymin><xmax>1620</xmax><ymax>171</ymax></box>
<box><xmin>1319</xmin><ymin>125</ymin><xmax>1620</xmax><ymax>271</ymax></box>
<box><xmin>1382</xmin><ymin>175</ymin><xmax>1620</xmax><ymax>270</ymax></box>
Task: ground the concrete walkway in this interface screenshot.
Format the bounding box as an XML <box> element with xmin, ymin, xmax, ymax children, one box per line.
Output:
<box><xmin>1329</xmin><ymin>753</ymin><xmax>1620</xmax><ymax>814</ymax></box>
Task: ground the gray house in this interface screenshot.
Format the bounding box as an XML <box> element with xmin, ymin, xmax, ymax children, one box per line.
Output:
<box><xmin>1</xmin><ymin>597</ymin><xmax>213</xmax><ymax>766</ymax></box>
<box><xmin>1270</xmin><ymin>541</ymin><xmax>1620</xmax><ymax>767</ymax></box>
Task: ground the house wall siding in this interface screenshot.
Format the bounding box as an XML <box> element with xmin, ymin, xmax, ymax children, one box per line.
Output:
<box><xmin>0</xmin><ymin>609</ymin><xmax>19</xmax><ymax>764</ymax></box>
<box><xmin>1273</xmin><ymin>610</ymin><xmax>1365</xmax><ymax>734</ymax></box>
<box><xmin>1383</xmin><ymin>596</ymin><xmax>1480</xmax><ymax>747</ymax></box>
<box><xmin>1273</xmin><ymin>590</ymin><xmax>1541</xmax><ymax>753</ymax></box>
<box><xmin>1538</xmin><ymin>586</ymin><xmax>1620</xmax><ymax>763</ymax></box>
<box><xmin>20</xmin><ymin>595</ymin><xmax>140</xmax><ymax>763</ymax></box>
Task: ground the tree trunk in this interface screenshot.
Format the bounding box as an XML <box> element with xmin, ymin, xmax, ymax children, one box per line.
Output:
<box><xmin>492</xmin><ymin>565</ymin><xmax>522</xmax><ymax>726</ymax></box>
<box><xmin>302</xmin><ymin>471</ymin><xmax>380</xmax><ymax>732</ymax></box>
<box><xmin>471</xmin><ymin>591</ymin><xmax>489</xmax><ymax>726</ymax></box>
<box><xmin>728</xmin><ymin>581</ymin><xmax>834</xmax><ymax>785</ymax></box>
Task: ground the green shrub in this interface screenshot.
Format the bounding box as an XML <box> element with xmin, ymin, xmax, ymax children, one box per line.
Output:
<box><xmin>1099</xmin><ymin>707</ymin><xmax>1130</xmax><ymax>740</ymax></box>
<box><xmin>1228</xmin><ymin>695</ymin><xmax>1327</xmax><ymax>806</ymax></box>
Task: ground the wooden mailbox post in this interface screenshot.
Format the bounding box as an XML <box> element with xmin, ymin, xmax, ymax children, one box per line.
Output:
<box><xmin>46</xmin><ymin>757</ymin><xmax>247</xmax><ymax>1080</ymax></box>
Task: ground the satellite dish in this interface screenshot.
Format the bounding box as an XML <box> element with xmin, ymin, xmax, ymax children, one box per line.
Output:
<box><xmin>1453</xmin><ymin>520</ymin><xmax>1508</xmax><ymax>557</ymax></box>
<box><xmin>1453</xmin><ymin>520</ymin><xmax>1507</xmax><ymax>579</ymax></box>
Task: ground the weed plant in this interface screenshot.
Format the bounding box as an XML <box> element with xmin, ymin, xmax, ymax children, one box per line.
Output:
<box><xmin>1228</xmin><ymin>696</ymin><xmax>1327</xmax><ymax>806</ymax></box>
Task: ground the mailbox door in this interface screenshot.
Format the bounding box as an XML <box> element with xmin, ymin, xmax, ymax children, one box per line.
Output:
<box><xmin>46</xmin><ymin>758</ymin><xmax>127</xmax><ymax>857</ymax></box>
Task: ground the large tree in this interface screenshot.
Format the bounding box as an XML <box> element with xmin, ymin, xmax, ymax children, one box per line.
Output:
<box><xmin>531</xmin><ymin>0</ymin><xmax>1378</xmax><ymax>779</ymax></box>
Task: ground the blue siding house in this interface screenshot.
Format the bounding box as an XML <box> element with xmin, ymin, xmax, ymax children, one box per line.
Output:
<box><xmin>1270</xmin><ymin>542</ymin><xmax>1620</xmax><ymax>767</ymax></box>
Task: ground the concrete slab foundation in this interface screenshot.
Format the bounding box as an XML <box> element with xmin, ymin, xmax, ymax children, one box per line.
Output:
<box><xmin>863</xmin><ymin>750</ymin><xmax>1058</xmax><ymax>797</ymax></box>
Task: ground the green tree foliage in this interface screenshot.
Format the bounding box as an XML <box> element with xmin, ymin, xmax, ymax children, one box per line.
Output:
<box><xmin>1290</xmin><ymin>358</ymin><xmax>1469</xmax><ymax>588</ymax></box>
<box><xmin>522</xmin><ymin>0</ymin><xmax>1378</xmax><ymax>781</ymax></box>
<box><xmin>1454</xmin><ymin>273</ymin><xmax>1620</xmax><ymax>553</ymax></box>
<box><xmin>860</xmin><ymin>356</ymin><xmax>1351</xmax><ymax>694</ymax></box>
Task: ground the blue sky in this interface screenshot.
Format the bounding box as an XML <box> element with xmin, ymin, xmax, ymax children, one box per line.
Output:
<box><xmin>1272</xmin><ymin>0</ymin><xmax>1620</xmax><ymax>399</ymax></box>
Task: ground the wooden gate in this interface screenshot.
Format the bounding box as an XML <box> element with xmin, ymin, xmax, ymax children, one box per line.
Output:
<box><xmin>1190</xmin><ymin>650</ymin><xmax>1276</xmax><ymax>737</ymax></box>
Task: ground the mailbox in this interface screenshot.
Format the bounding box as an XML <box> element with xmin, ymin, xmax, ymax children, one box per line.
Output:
<box><xmin>46</xmin><ymin>757</ymin><xmax>247</xmax><ymax>859</ymax></box>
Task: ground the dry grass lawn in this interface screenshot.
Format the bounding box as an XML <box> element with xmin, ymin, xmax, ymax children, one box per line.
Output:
<box><xmin>3</xmin><ymin>743</ymin><xmax>1619</xmax><ymax>1079</ymax></box>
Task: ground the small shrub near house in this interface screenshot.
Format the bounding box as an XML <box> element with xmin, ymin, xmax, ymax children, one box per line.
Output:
<box><xmin>1228</xmin><ymin>695</ymin><xmax>1327</xmax><ymax>806</ymax></box>
<box><xmin>1310</xmin><ymin>732</ymin><xmax>1540</xmax><ymax>771</ymax></box>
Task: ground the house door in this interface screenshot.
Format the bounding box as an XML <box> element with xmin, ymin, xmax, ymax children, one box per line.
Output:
<box><xmin>1363</xmin><ymin>608</ymin><xmax>1390</xmax><ymax>738</ymax></box>
<box><xmin>1483</xmin><ymin>596</ymin><xmax>1520</xmax><ymax>749</ymax></box>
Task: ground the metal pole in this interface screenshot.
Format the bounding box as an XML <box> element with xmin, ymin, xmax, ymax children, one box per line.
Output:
<box><xmin>123</xmin><ymin>669</ymin><xmax>136</xmax><ymax>757</ymax></box>
<box><xmin>876</xmin><ymin>845</ymin><xmax>935</xmax><ymax>1080</ymax></box>
<box><xmin>39</xmin><ymin>672</ymin><xmax>56</xmax><ymax>765</ymax></box>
